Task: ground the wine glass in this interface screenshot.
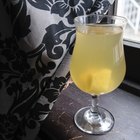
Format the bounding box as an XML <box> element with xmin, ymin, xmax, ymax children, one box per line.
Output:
<box><xmin>70</xmin><ymin>14</ymin><xmax>127</xmax><ymax>134</ymax></box>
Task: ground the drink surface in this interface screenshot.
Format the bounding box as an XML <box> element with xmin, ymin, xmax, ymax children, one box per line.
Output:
<box><xmin>70</xmin><ymin>25</ymin><xmax>126</xmax><ymax>95</ymax></box>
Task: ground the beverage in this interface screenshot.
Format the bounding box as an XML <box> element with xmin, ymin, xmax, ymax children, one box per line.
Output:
<box><xmin>70</xmin><ymin>25</ymin><xmax>126</xmax><ymax>95</ymax></box>
<box><xmin>72</xmin><ymin>14</ymin><xmax>127</xmax><ymax>135</ymax></box>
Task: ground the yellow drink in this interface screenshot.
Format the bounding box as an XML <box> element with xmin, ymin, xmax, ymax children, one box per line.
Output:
<box><xmin>70</xmin><ymin>25</ymin><xmax>126</xmax><ymax>95</ymax></box>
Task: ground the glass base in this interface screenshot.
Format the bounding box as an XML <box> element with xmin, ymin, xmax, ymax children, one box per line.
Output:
<box><xmin>74</xmin><ymin>106</ymin><xmax>115</xmax><ymax>135</ymax></box>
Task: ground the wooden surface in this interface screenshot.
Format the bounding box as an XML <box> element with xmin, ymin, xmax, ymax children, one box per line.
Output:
<box><xmin>41</xmin><ymin>84</ymin><xmax>140</xmax><ymax>140</ymax></box>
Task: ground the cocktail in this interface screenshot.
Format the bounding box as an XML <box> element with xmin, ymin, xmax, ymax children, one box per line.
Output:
<box><xmin>70</xmin><ymin>14</ymin><xmax>127</xmax><ymax>134</ymax></box>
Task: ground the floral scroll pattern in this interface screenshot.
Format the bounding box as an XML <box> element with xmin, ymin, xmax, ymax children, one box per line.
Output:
<box><xmin>0</xmin><ymin>0</ymin><xmax>114</xmax><ymax>139</ymax></box>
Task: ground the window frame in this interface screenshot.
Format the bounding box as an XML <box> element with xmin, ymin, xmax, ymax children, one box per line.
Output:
<box><xmin>110</xmin><ymin>1</ymin><xmax>140</xmax><ymax>96</ymax></box>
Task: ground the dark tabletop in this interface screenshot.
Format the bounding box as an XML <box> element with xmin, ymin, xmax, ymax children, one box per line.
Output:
<box><xmin>41</xmin><ymin>84</ymin><xmax>140</xmax><ymax>140</ymax></box>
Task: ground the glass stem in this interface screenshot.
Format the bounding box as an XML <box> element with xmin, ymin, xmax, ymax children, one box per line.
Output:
<box><xmin>90</xmin><ymin>95</ymin><xmax>99</xmax><ymax>113</ymax></box>
<box><xmin>84</xmin><ymin>95</ymin><xmax>102</xmax><ymax>125</ymax></box>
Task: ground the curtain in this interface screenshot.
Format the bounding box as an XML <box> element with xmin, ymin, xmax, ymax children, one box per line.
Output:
<box><xmin>0</xmin><ymin>0</ymin><xmax>115</xmax><ymax>140</ymax></box>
